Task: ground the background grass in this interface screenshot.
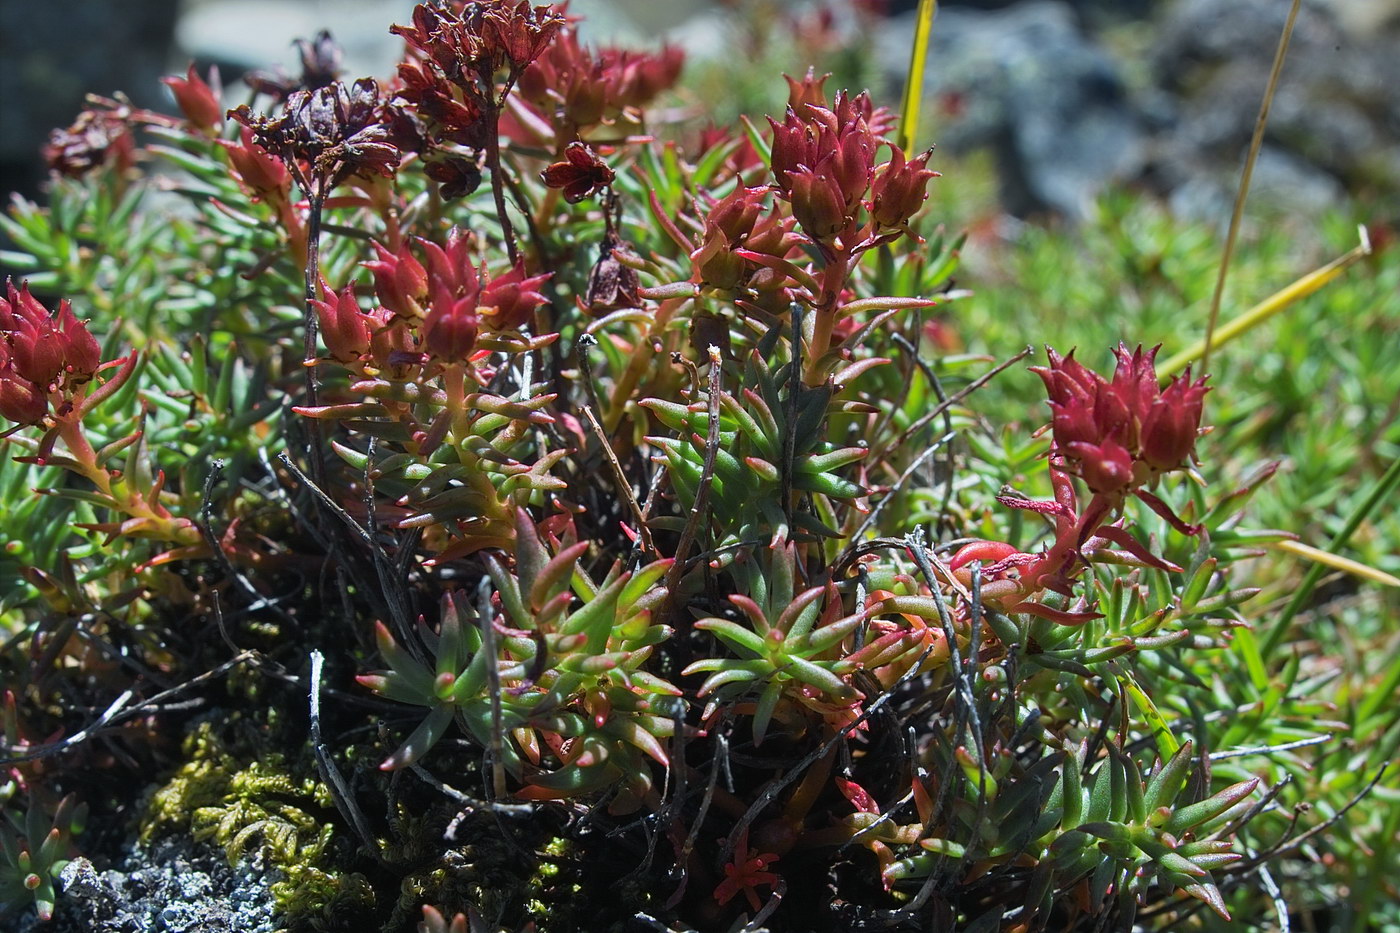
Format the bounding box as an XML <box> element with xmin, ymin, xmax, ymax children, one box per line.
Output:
<box><xmin>916</xmin><ymin>152</ymin><xmax>1400</xmax><ymax>930</ymax></box>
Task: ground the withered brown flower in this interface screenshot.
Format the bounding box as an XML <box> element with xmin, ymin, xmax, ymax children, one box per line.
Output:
<box><xmin>245</xmin><ymin>29</ymin><xmax>345</xmax><ymax>100</ymax></box>
<box><xmin>585</xmin><ymin>230</ymin><xmax>640</xmax><ymax>314</ymax></box>
<box><xmin>43</xmin><ymin>102</ymin><xmax>137</xmax><ymax>178</ymax></box>
<box><xmin>229</xmin><ymin>78</ymin><xmax>400</xmax><ymax>190</ymax></box>
<box><xmin>540</xmin><ymin>141</ymin><xmax>614</xmax><ymax>202</ymax></box>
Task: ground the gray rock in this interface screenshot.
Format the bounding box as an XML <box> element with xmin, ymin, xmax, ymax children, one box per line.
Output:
<box><xmin>880</xmin><ymin>1</ymin><xmax>1146</xmax><ymax>218</ymax></box>
<box><xmin>0</xmin><ymin>0</ymin><xmax>179</xmax><ymax>198</ymax></box>
<box><xmin>1146</xmin><ymin>0</ymin><xmax>1400</xmax><ymax>215</ymax></box>
<box><xmin>38</xmin><ymin>836</ymin><xmax>280</xmax><ymax>933</ymax></box>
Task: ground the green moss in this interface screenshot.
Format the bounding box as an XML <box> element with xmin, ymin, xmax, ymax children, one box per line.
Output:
<box><xmin>141</xmin><ymin>720</ymin><xmax>373</xmax><ymax>928</ymax></box>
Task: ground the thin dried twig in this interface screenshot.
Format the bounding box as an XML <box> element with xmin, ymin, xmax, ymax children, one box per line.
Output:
<box><xmin>663</xmin><ymin>345</ymin><xmax>724</xmax><ymax>623</ymax></box>
<box><xmin>884</xmin><ymin>346</ymin><xmax>1033</xmax><ymax>457</ymax></box>
<box><xmin>308</xmin><ymin>649</ymin><xmax>380</xmax><ymax>856</ymax></box>
<box><xmin>1200</xmin><ymin>0</ymin><xmax>1303</xmax><ymax>375</ymax></box>
<box><xmin>582</xmin><ymin>403</ymin><xmax>654</xmax><ymax>556</ymax></box>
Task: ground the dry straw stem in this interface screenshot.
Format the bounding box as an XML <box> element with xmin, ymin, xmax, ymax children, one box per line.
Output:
<box><xmin>1262</xmin><ymin>454</ymin><xmax>1400</xmax><ymax>657</ymax></box>
<box><xmin>1200</xmin><ymin>0</ymin><xmax>1303</xmax><ymax>375</ymax></box>
<box><xmin>1268</xmin><ymin>539</ymin><xmax>1400</xmax><ymax>589</ymax></box>
<box><xmin>1159</xmin><ymin>226</ymin><xmax>1373</xmax><ymax>379</ymax></box>
<box><xmin>897</xmin><ymin>0</ymin><xmax>938</xmax><ymax>155</ymax></box>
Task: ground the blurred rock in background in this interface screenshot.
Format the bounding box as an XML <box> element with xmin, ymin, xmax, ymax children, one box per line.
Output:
<box><xmin>879</xmin><ymin>0</ymin><xmax>1400</xmax><ymax>221</ymax></box>
<box><xmin>0</xmin><ymin>0</ymin><xmax>179</xmax><ymax>199</ymax></box>
<box><xmin>1</xmin><ymin>0</ymin><xmax>1396</xmax><ymax>223</ymax></box>
<box><xmin>1145</xmin><ymin>0</ymin><xmax>1400</xmax><ymax>221</ymax></box>
<box><xmin>878</xmin><ymin>1</ymin><xmax>1148</xmax><ymax>219</ymax></box>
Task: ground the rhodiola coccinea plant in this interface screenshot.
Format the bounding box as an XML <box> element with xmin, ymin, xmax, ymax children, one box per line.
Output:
<box><xmin>0</xmin><ymin>3</ymin><xmax>1319</xmax><ymax>930</ymax></box>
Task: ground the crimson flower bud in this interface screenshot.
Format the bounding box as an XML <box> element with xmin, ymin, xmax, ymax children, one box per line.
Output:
<box><xmin>311</xmin><ymin>278</ymin><xmax>371</xmax><ymax>363</ymax></box>
<box><xmin>56</xmin><ymin>301</ymin><xmax>101</xmax><ymax>380</ymax></box>
<box><xmin>0</xmin><ymin>344</ymin><xmax>48</xmax><ymax>425</ymax></box>
<box><xmin>421</xmin><ymin>278</ymin><xmax>479</xmax><ymax>362</ymax></box>
<box><xmin>1046</xmin><ymin>396</ymin><xmax>1101</xmax><ymax>450</ymax></box>
<box><xmin>0</xmin><ymin>373</ymin><xmax>47</xmax><ymax>425</ymax></box>
<box><xmin>784</xmin><ymin>67</ymin><xmax>830</xmax><ymax>115</ymax></box>
<box><xmin>870</xmin><ymin>146</ymin><xmax>938</xmax><ymax>229</ymax></box>
<box><xmin>363</xmin><ymin>242</ymin><xmax>428</xmax><ymax>319</ymax></box>
<box><xmin>1067</xmin><ymin>436</ymin><xmax>1135</xmax><ymax>497</ymax></box>
<box><xmin>220</xmin><ymin>127</ymin><xmax>290</xmax><ymax>199</ymax></box>
<box><xmin>828</xmin><ymin>130</ymin><xmax>876</xmax><ymax>210</ymax></box>
<box><xmin>2</xmin><ymin>281</ymin><xmax>63</xmax><ymax>388</ymax></box>
<box><xmin>707</xmin><ymin>187</ymin><xmax>765</xmax><ymax>242</ymax></box>
<box><xmin>1140</xmin><ymin>370</ymin><xmax>1209</xmax><ymax>473</ymax></box>
<box><xmin>691</xmin><ymin>234</ymin><xmax>746</xmax><ymax>290</ymax></box>
<box><xmin>417</xmin><ymin>228</ymin><xmax>476</xmax><ymax>297</ymax></box>
<box><xmin>768</xmin><ymin>110</ymin><xmax>814</xmax><ymax>196</ymax></box>
<box><xmin>481</xmin><ymin>262</ymin><xmax>551</xmax><ymax>330</ymax></box>
<box><xmin>1110</xmin><ymin>343</ymin><xmax>1161</xmax><ymax>423</ymax></box>
<box><xmin>786</xmin><ymin>167</ymin><xmax>848</xmax><ymax>240</ymax></box>
<box><xmin>162</xmin><ymin>64</ymin><xmax>223</xmax><ymax>131</ymax></box>
<box><xmin>366</xmin><ymin>308</ymin><xmax>411</xmax><ymax>367</ymax></box>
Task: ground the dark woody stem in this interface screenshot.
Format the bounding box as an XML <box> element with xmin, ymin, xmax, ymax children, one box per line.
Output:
<box><xmin>302</xmin><ymin>178</ymin><xmax>328</xmax><ymax>484</ymax></box>
<box><xmin>485</xmin><ymin>111</ymin><xmax>521</xmax><ymax>267</ymax></box>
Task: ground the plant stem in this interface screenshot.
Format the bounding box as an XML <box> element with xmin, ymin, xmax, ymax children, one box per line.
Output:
<box><xmin>1200</xmin><ymin>0</ymin><xmax>1302</xmax><ymax>375</ymax></box>
<box><xmin>302</xmin><ymin>181</ymin><xmax>328</xmax><ymax>486</ymax></box>
<box><xmin>486</xmin><ymin>115</ymin><xmax>520</xmax><ymax>266</ymax></box>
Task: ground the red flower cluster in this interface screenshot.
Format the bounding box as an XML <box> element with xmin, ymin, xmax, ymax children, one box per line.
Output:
<box><xmin>769</xmin><ymin>90</ymin><xmax>879</xmax><ymax>242</ymax></box>
<box><xmin>346</xmin><ymin>229</ymin><xmax>550</xmax><ymax>365</ymax></box>
<box><xmin>946</xmin><ymin>345</ymin><xmax>1210</xmax><ymax>624</ymax></box>
<box><xmin>1</xmin><ymin>282</ymin><xmax>100</xmax><ymax>425</ymax></box>
<box><xmin>1033</xmin><ymin>344</ymin><xmax>1209</xmax><ymax>500</ymax></box>
<box><xmin>767</xmin><ymin>85</ymin><xmax>933</xmax><ymax>247</ymax></box>
<box><xmin>514</xmin><ymin>27</ymin><xmax>683</xmax><ymax>140</ymax></box>
<box><xmin>690</xmin><ymin>186</ymin><xmax>800</xmax><ymax>300</ymax></box>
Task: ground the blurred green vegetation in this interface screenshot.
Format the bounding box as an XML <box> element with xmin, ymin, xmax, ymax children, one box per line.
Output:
<box><xmin>918</xmin><ymin>151</ymin><xmax>1400</xmax><ymax>932</ymax></box>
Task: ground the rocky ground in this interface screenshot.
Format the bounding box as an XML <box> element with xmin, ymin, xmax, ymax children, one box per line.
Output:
<box><xmin>21</xmin><ymin>837</ymin><xmax>279</xmax><ymax>933</ymax></box>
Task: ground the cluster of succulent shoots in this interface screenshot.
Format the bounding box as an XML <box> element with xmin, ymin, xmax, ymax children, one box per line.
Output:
<box><xmin>949</xmin><ymin>345</ymin><xmax>1210</xmax><ymax>624</ymax></box>
<box><xmin>1</xmin><ymin>1</ymin><xmax>1277</xmax><ymax>930</ymax></box>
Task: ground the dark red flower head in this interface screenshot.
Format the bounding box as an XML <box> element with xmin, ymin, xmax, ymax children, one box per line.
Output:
<box><xmin>363</xmin><ymin>241</ymin><xmax>429</xmax><ymax>319</ymax></box>
<box><xmin>311</xmin><ymin>279</ymin><xmax>372</xmax><ymax>363</ymax></box>
<box><xmin>514</xmin><ymin>28</ymin><xmax>682</xmax><ymax>136</ymax></box>
<box><xmin>481</xmin><ymin>261</ymin><xmax>552</xmax><ymax>330</ymax></box>
<box><xmin>1</xmin><ymin>281</ymin><xmax>100</xmax><ymax>389</ymax></box>
<box><xmin>870</xmin><ymin>145</ymin><xmax>939</xmax><ymax>229</ymax></box>
<box><xmin>784</xmin><ymin>67</ymin><xmax>831</xmax><ymax>115</ymax></box>
<box><xmin>0</xmin><ymin>347</ymin><xmax>47</xmax><ymax>425</ymax></box>
<box><xmin>540</xmin><ymin>141</ymin><xmax>614</xmax><ymax>202</ymax></box>
<box><xmin>1140</xmin><ymin>368</ymin><xmax>1210</xmax><ymax>473</ymax></box>
<box><xmin>1034</xmin><ymin>344</ymin><xmax>1209</xmax><ymax>498</ymax></box>
<box><xmin>229</xmin><ymin>78</ymin><xmax>400</xmax><ymax>188</ymax></box>
<box><xmin>422</xmin><ymin>275</ymin><xmax>482</xmax><ymax>363</ymax></box>
<box><xmin>43</xmin><ymin>103</ymin><xmax>137</xmax><ymax>178</ymax></box>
